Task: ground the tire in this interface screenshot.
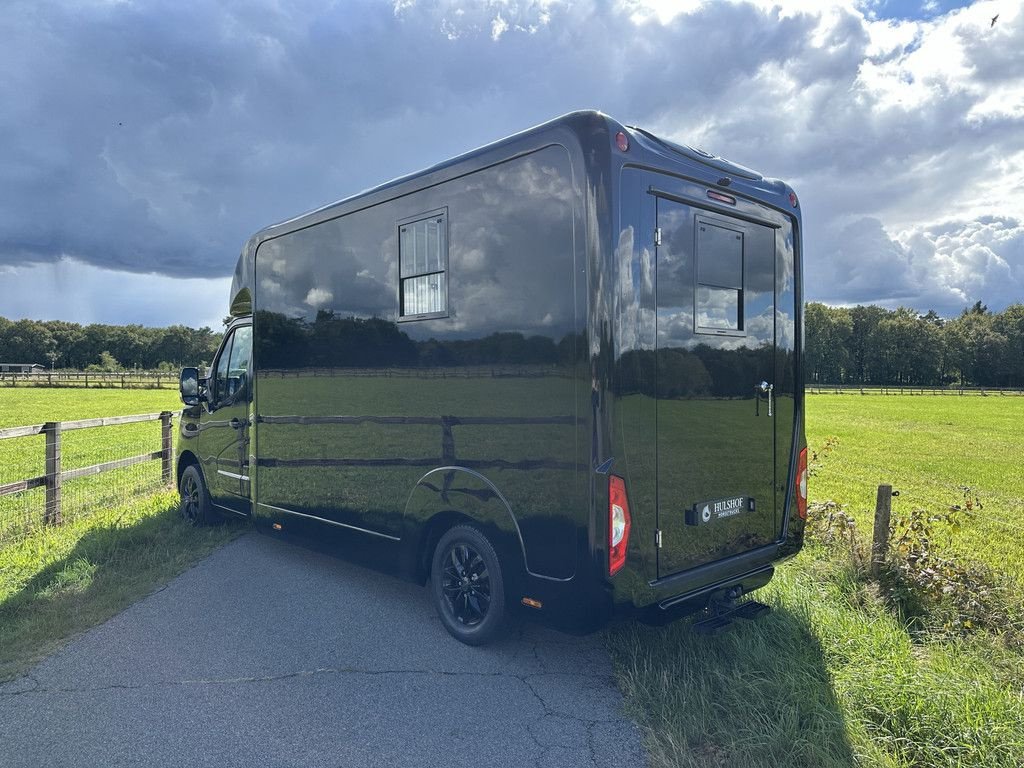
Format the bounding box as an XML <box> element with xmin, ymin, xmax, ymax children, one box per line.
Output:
<box><xmin>179</xmin><ymin>464</ymin><xmax>215</xmax><ymax>527</ymax></box>
<box><xmin>431</xmin><ymin>524</ymin><xmax>506</xmax><ymax>646</ymax></box>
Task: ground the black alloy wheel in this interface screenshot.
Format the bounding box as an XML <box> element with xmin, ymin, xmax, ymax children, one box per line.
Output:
<box><xmin>179</xmin><ymin>464</ymin><xmax>214</xmax><ymax>526</ymax></box>
<box><xmin>431</xmin><ymin>525</ymin><xmax>506</xmax><ymax>646</ymax></box>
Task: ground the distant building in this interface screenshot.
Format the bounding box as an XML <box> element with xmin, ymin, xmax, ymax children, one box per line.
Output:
<box><xmin>0</xmin><ymin>363</ymin><xmax>45</xmax><ymax>373</ymax></box>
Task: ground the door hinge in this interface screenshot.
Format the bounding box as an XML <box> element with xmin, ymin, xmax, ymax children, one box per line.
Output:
<box><xmin>655</xmin><ymin>529</ymin><xmax>663</xmax><ymax>548</ymax></box>
<box><xmin>654</xmin><ymin>227</ymin><xmax>662</xmax><ymax>246</ymax></box>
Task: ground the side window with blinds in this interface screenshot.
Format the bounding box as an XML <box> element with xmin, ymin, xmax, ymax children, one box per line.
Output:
<box><xmin>398</xmin><ymin>209</ymin><xmax>448</xmax><ymax>320</ymax></box>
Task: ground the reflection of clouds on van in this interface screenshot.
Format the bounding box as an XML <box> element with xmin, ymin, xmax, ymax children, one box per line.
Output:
<box><xmin>446</xmin><ymin>150</ymin><xmax>574</xmax><ymax>336</ymax></box>
<box><xmin>253</xmin><ymin>146</ymin><xmax>575</xmax><ymax>342</ymax></box>
<box><xmin>696</xmin><ymin>285</ymin><xmax>740</xmax><ymax>331</ymax></box>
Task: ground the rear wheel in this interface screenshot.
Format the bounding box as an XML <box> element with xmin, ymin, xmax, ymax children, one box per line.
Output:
<box><xmin>431</xmin><ymin>525</ymin><xmax>506</xmax><ymax>646</ymax></box>
<box><xmin>179</xmin><ymin>464</ymin><xmax>215</xmax><ymax>527</ymax></box>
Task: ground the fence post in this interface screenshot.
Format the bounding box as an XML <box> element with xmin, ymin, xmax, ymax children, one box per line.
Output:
<box><xmin>870</xmin><ymin>484</ymin><xmax>893</xmax><ymax>579</ymax></box>
<box><xmin>44</xmin><ymin>421</ymin><xmax>62</xmax><ymax>525</ymax></box>
<box><xmin>440</xmin><ymin>417</ymin><xmax>456</xmax><ymax>463</ymax></box>
<box><xmin>160</xmin><ymin>411</ymin><xmax>173</xmax><ymax>486</ymax></box>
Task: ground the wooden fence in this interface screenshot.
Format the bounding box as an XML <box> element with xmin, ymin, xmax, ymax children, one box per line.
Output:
<box><xmin>2</xmin><ymin>367</ymin><xmax>572</xmax><ymax>388</ymax></box>
<box><xmin>0</xmin><ymin>371</ymin><xmax>178</xmax><ymax>389</ymax></box>
<box><xmin>0</xmin><ymin>412</ymin><xmax>174</xmax><ymax>526</ymax></box>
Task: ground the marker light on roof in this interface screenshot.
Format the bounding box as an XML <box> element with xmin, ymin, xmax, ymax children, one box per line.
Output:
<box><xmin>707</xmin><ymin>190</ymin><xmax>736</xmax><ymax>205</ymax></box>
<box><xmin>789</xmin><ymin>191</ymin><xmax>799</xmax><ymax>208</ymax></box>
<box><xmin>615</xmin><ymin>132</ymin><xmax>629</xmax><ymax>152</ymax></box>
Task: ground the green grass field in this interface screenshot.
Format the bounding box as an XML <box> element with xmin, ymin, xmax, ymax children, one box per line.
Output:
<box><xmin>0</xmin><ymin>388</ymin><xmax>181</xmax><ymax>428</ymax></box>
<box><xmin>0</xmin><ymin>388</ymin><xmax>181</xmax><ymax>484</ymax></box>
<box><xmin>806</xmin><ymin>394</ymin><xmax>1024</xmax><ymax>587</ymax></box>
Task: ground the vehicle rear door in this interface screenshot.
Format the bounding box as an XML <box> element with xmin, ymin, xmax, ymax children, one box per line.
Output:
<box><xmin>654</xmin><ymin>196</ymin><xmax>777</xmax><ymax>578</ymax></box>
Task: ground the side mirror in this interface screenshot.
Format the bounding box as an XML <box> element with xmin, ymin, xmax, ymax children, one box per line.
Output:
<box><xmin>180</xmin><ymin>367</ymin><xmax>201</xmax><ymax>407</ymax></box>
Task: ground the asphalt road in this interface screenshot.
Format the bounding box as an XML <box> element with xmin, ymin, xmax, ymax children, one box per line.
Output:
<box><xmin>0</xmin><ymin>533</ymin><xmax>645</xmax><ymax>768</ymax></box>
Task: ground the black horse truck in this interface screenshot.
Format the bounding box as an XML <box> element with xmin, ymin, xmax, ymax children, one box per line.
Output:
<box><xmin>177</xmin><ymin>111</ymin><xmax>807</xmax><ymax>645</ymax></box>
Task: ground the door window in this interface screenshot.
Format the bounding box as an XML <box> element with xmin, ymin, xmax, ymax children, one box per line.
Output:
<box><xmin>211</xmin><ymin>326</ymin><xmax>252</xmax><ymax>407</ymax></box>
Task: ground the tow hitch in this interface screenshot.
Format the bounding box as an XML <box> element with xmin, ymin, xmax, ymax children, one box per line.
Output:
<box><xmin>691</xmin><ymin>586</ymin><xmax>771</xmax><ymax>635</ymax></box>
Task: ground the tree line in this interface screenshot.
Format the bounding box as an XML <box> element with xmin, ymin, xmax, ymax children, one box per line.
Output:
<box><xmin>256</xmin><ymin>310</ymin><xmax>585</xmax><ymax>370</ymax></box>
<box><xmin>807</xmin><ymin>301</ymin><xmax>1024</xmax><ymax>387</ymax></box>
<box><xmin>0</xmin><ymin>316</ymin><xmax>222</xmax><ymax>371</ymax></box>
<box><xmin>3</xmin><ymin>299</ymin><xmax>1023</xmax><ymax>386</ymax></box>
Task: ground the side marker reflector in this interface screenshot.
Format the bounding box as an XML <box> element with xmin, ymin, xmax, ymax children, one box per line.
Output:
<box><xmin>272</xmin><ymin>523</ymin><xmax>283</xmax><ymax>531</ymax></box>
<box><xmin>521</xmin><ymin>597</ymin><xmax>543</xmax><ymax>609</ymax></box>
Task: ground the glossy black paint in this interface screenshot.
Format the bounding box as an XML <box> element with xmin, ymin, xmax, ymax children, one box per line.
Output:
<box><xmin>176</xmin><ymin>110</ymin><xmax>805</xmax><ymax>632</ymax></box>
<box><xmin>176</xmin><ymin>324</ymin><xmax>252</xmax><ymax>519</ymax></box>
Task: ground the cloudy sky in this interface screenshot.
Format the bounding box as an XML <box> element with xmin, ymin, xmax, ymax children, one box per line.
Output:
<box><xmin>1</xmin><ymin>0</ymin><xmax>1021</xmax><ymax>330</ymax></box>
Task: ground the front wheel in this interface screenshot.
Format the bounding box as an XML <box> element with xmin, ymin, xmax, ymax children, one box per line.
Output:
<box><xmin>430</xmin><ymin>525</ymin><xmax>506</xmax><ymax>646</ymax></box>
<box><xmin>179</xmin><ymin>464</ymin><xmax>215</xmax><ymax>527</ymax></box>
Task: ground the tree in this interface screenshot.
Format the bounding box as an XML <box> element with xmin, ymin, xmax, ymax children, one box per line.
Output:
<box><xmin>848</xmin><ymin>305</ymin><xmax>889</xmax><ymax>384</ymax></box>
<box><xmin>90</xmin><ymin>351</ymin><xmax>121</xmax><ymax>372</ymax></box>
<box><xmin>946</xmin><ymin>310</ymin><xmax>1010</xmax><ymax>386</ymax></box>
<box><xmin>992</xmin><ymin>304</ymin><xmax>1024</xmax><ymax>387</ymax></box>
<box><xmin>870</xmin><ymin>308</ymin><xmax>942</xmax><ymax>385</ymax></box>
<box><xmin>805</xmin><ymin>303</ymin><xmax>852</xmax><ymax>383</ymax></box>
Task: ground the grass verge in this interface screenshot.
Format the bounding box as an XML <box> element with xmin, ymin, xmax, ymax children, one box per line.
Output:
<box><xmin>606</xmin><ymin>545</ymin><xmax>1024</xmax><ymax>767</ymax></box>
<box><xmin>0</xmin><ymin>489</ymin><xmax>241</xmax><ymax>682</ymax></box>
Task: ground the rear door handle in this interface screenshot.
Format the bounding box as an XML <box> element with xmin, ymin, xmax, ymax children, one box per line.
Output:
<box><xmin>755</xmin><ymin>382</ymin><xmax>774</xmax><ymax>417</ymax></box>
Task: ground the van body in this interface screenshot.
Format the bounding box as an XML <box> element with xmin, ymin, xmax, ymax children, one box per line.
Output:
<box><xmin>176</xmin><ymin>111</ymin><xmax>807</xmax><ymax>642</ymax></box>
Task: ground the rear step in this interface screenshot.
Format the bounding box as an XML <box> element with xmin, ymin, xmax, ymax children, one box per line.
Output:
<box><xmin>692</xmin><ymin>600</ymin><xmax>771</xmax><ymax>635</ymax></box>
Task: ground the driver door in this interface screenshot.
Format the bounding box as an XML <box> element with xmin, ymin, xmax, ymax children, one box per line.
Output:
<box><xmin>203</xmin><ymin>324</ymin><xmax>252</xmax><ymax>517</ymax></box>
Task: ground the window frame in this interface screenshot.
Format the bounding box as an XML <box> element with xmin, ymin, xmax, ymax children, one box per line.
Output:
<box><xmin>397</xmin><ymin>207</ymin><xmax>449</xmax><ymax>322</ymax></box>
<box><xmin>211</xmin><ymin>333</ymin><xmax>233</xmax><ymax>407</ymax></box>
<box><xmin>693</xmin><ymin>216</ymin><xmax>746</xmax><ymax>337</ymax></box>
<box><xmin>208</xmin><ymin>324</ymin><xmax>252</xmax><ymax>409</ymax></box>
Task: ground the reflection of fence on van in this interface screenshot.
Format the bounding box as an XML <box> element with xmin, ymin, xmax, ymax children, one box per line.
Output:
<box><xmin>256</xmin><ymin>414</ymin><xmax>582</xmax><ymax>472</ymax></box>
<box><xmin>259</xmin><ymin>367</ymin><xmax>575</xmax><ymax>380</ymax></box>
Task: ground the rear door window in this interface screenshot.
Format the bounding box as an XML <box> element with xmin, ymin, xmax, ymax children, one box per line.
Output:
<box><xmin>695</xmin><ymin>219</ymin><xmax>744</xmax><ymax>333</ymax></box>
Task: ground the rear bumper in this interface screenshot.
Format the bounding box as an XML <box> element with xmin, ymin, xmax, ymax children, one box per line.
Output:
<box><xmin>517</xmin><ymin>543</ymin><xmax>785</xmax><ymax>634</ymax></box>
<box><xmin>645</xmin><ymin>543</ymin><xmax>782</xmax><ymax>609</ymax></box>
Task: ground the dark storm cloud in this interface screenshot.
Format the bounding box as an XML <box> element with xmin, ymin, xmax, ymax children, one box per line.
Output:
<box><xmin>0</xmin><ymin>0</ymin><xmax>819</xmax><ymax>281</ymax></box>
<box><xmin>1</xmin><ymin>0</ymin><xmax>1022</xmax><ymax>320</ymax></box>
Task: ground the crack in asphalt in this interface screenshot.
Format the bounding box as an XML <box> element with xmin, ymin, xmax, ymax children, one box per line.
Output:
<box><xmin>0</xmin><ymin>667</ymin><xmax>613</xmax><ymax>698</ymax></box>
<box><xmin>2</xmin><ymin>666</ymin><xmax>612</xmax><ymax>767</ymax></box>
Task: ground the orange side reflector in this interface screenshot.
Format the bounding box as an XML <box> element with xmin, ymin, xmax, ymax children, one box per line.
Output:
<box><xmin>521</xmin><ymin>597</ymin><xmax>543</xmax><ymax>609</ymax></box>
<box><xmin>272</xmin><ymin>523</ymin><xmax>283</xmax><ymax>531</ymax></box>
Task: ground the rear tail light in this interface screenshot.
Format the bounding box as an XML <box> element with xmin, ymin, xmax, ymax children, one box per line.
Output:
<box><xmin>608</xmin><ymin>475</ymin><xmax>631</xmax><ymax>575</ymax></box>
<box><xmin>796</xmin><ymin>447</ymin><xmax>808</xmax><ymax>520</ymax></box>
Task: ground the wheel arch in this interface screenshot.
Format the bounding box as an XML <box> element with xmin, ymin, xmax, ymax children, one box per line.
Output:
<box><xmin>403</xmin><ymin>467</ymin><xmax>528</xmax><ymax>587</ymax></box>
<box><xmin>176</xmin><ymin>450</ymin><xmax>201</xmax><ymax>488</ymax></box>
